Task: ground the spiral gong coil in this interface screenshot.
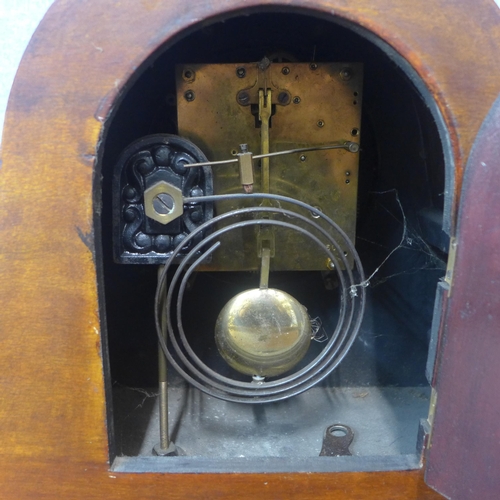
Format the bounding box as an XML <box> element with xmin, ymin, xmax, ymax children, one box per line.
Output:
<box><xmin>155</xmin><ymin>193</ymin><xmax>366</xmax><ymax>403</ymax></box>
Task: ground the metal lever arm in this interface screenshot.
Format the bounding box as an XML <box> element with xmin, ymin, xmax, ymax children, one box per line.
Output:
<box><xmin>183</xmin><ymin>141</ymin><xmax>360</xmax><ymax>169</ymax></box>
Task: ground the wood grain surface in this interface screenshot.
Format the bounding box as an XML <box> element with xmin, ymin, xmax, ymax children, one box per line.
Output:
<box><xmin>1</xmin><ymin>0</ymin><xmax>499</xmax><ymax>498</ymax></box>
<box><xmin>425</xmin><ymin>95</ymin><xmax>500</xmax><ymax>500</ymax></box>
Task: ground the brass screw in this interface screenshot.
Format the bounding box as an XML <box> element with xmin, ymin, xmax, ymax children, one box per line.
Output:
<box><xmin>293</xmin><ymin>96</ymin><xmax>301</xmax><ymax>104</ymax></box>
<box><xmin>278</xmin><ymin>92</ymin><xmax>290</xmax><ymax>104</ymax></box>
<box><xmin>317</xmin><ymin>120</ymin><xmax>325</xmax><ymax>128</ymax></box>
<box><xmin>183</xmin><ymin>69</ymin><xmax>194</xmax><ymax>81</ymax></box>
<box><xmin>282</xmin><ymin>67</ymin><xmax>290</xmax><ymax>75</ymax></box>
<box><xmin>236</xmin><ymin>67</ymin><xmax>246</xmax><ymax>78</ymax></box>
<box><xmin>340</xmin><ymin>68</ymin><xmax>352</xmax><ymax>81</ymax></box>
<box><xmin>237</xmin><ymin>91</ymin><xmax>250</xmax><ymax>105</ymax></box>
<box><xmin>153</xmin><ymin>193</ymin><xmax>175</xmax><ymax>215</ymax></box>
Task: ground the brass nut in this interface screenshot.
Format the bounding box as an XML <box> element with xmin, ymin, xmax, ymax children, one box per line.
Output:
<box><xmin>144</xmin><ymin>181</ymin><xmax>184</xmax><ymax>225</ymax></box>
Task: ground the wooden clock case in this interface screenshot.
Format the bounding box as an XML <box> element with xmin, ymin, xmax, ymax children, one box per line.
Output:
<box><xmin>1</xmin><ymin>1</ymin><xmax>500</xmax><ymax>498</ymax></box>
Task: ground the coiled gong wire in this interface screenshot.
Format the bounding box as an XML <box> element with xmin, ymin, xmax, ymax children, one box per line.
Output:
<box><xmin>155</xmin><ymin>193</ymin><xmax>366</xmax><ymax>403</ymax></box>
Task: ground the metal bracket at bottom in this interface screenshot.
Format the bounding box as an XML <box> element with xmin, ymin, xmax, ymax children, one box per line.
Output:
<box><xmin>319</xmin><ymin>424</ymin><xmax>354</xmax><ymax>456</ymax></box>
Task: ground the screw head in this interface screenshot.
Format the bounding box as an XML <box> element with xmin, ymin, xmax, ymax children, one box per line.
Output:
<box><xmin>183</xmin><ymin>69</ymin><xmax>195</xmax><ymax>81</ymax></box>
<box><xmin>237</xmin><ymin>90</ymin><xmax>250</xmax><ymax>105</ymax></box>
<box><xmin>145</xmin><ymin>181</ymin><xmax>183</xmax><ymax>225</ymax></box>
<box><xmin>340</xmin><ymin>68</ymin><xmax>352</xmax><ymax>81</ymax></box>
<box><xmin>345</xmin><ymin>179</ymin><xmax>351</xmax><ymax>184</ymax></box>
<box><xmin>236</xmin><ymin>67</ymin><xmax>246</xmax><ymax>78</ymax></box>
<box><xmin>153</xmin><ymin>193</ymin><xmax>175</xmax><ymax>215</ymax></box>
<box><xmin>310</xmin><ymin>63</ymin><xmax>318</xmax><ymax>70</ymax></box>
<box><xmin>348</xmin><ymin>142</ymin><xmax>360</xmax><ymax>153</ymax></box>
<box><xmin>293</xmin><ymin>96</ymin><xmax>301</xmax><ymax>104</ymax></box>
<box><xmin>282</xmin><ymin>67</ymin><xmax>290</xmax><ymax>75</ymax></box>
<box><xmin>300</xmin><ymin>155</ymin><xmax>306</xmax><ymax>162</ymax></box>
<box><xmin>184</xmin><ymin>90</ymin><xmax>195</xmax><ymax>102</ymax></box>
<box><xmin>317</xmin><ymin>120</ymin><xmax>325</xmax><ymax>128</ymax></box>
<box><xmin>278</xmin><ymin>91</ymin><xmax>290</xmax><ymax>105</ymax></box>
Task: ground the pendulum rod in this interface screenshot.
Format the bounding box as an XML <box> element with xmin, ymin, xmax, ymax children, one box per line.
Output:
<box><xmin>257</xmin><ymin>88</ymin><xmax>273</xmax><ymax>288</ymax></box>
<box><xmin>258</xmin><ymin>88</ymin><xmax>272</xmax><ymax>195</ymax></box>
<box><xmin>259</xmin><ymin>246</ymin><xmax>271</xmax><ymax>289</ymax></box>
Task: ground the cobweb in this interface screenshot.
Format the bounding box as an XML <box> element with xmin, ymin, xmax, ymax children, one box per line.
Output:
<box><xmin>350</xmin><ymin>189</ymin><xmax>447</xmax><ymax>298</ymax></box>
<box><xmin>311</xmin><ymin>316</ymin><xmax>328</xmax><ymax>343</ymax></box>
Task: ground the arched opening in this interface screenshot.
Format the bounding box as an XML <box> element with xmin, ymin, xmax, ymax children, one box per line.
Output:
<box><xmin>97</xmin><ymin>9</ymin><xmax>450</xmax><ymax>472</ymax></box>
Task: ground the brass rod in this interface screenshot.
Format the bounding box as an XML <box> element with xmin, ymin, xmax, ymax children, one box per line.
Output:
<box><xmin>158</xmin><ymin>265</ymin><xmax>169</xmax><ymax>450</ymax></box>
<box><xmin>258</xmin><ymin>89</ymin><xmax>272</xmax><ymax>194</ymax></box>
<box><xmin>184</xmin><ymin>157</ymin><xmax>238</xmax><ymax>168</ymax></box>
<box><xmin>259</xmin><ymin>246</ymin><xmax>271</xmax><ymax>289</ymax></box>
<box><xmin>159</xmin><ymin>380</ymin><xmax>169</xmax><ymax>449</ymax></box>
<box><xmin>255</xmin><ymin>142</ymin><xmax>359</xmax><ymax>159</ymax></box>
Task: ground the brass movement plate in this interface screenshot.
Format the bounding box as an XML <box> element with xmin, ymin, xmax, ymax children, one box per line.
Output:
<box><xmin>176</xmin><ymin>62</ymin><xmax>363</xmax><ymax>271</ymax></box>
